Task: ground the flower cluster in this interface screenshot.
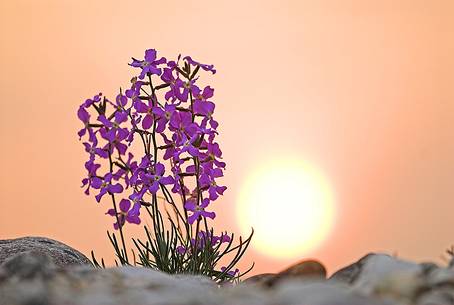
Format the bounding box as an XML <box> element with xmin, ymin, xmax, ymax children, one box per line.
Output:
<box><xmin>77</xmin><ymin>49</ymin><xmax>251</xmax><ymax>282</ymax></box>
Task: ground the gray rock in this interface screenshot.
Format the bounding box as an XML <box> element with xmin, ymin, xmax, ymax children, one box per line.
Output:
<box><xmin>0</xmin><ymin>251</ymin><xmax>399</xmax><ymax>305</ymax></box>
<box><xmin>0</xmin><ymin>236</ymin><xmax>92</xmax><ymax>267</ymax></box>
<box><xmin>328</xmin><ymin>253</ymin><xmax>454</xmax><ymax>305</ymax></box>
<box><xmin>350</xmin><ymin>253</ymin><xmax>421</xmax><ymax>295</ymax></box>
<box><xmin>329</xmin><ymin>252</ymin><xmax>378</xmax><ymax>284</ymax></box>
<box><xmin>272</xmin><ymin>281</ymin><xmax>393</xmax><ymax>305</ymax></box>
<box><xmin>0</xmin><ymin>250</ymin><xmax>57</xmax><ymax>280</ymax></box>
<box><xmin>243</xmin><ymin>273</ymin><xmax>277</xmax><ymax>287</ymax></box>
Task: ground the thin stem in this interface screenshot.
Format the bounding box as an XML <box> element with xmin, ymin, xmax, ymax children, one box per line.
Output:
<box><xmin>108</xmin><ymin>147</ymin><xmax>129</xmax><ymax>263</ymax></box>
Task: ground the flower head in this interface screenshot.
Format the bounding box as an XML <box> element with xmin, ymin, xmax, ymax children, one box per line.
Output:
<box><xmin>130</xmin><ymin>49</ymin><xmax>166</xmax><ymax>79</ymax></box>
<box><xmin>185</xmin><ymin>198</ymin><xmax>216</xmax><ymax>224</ymax></box>
<box><xmin>91</xmin><ymin>173</ymin><xmax>124</xmax><ymax>202</ymax></box>
<box><xmin>106</xmin><ymin>198</ymin><xmax>141</xmax><ymax>230</ymax></box>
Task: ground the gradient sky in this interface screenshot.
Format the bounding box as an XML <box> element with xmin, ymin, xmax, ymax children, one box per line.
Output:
<box><xmin>1</xmin><ymin>0</ymin><xmax>453</xmax><ymax>276</ymax></box>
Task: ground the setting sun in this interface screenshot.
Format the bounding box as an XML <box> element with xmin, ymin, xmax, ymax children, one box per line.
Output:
<box><xmin>237</xmin><ymin>158</ymin><xmax>336</xmax><ymax>259</ymax></box>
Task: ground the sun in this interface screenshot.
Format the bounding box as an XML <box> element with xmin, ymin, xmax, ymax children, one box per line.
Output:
<box><xmin>237</xmin><ymin>157</ymin><xmax>336</xmax><ymax>259</ymax></box>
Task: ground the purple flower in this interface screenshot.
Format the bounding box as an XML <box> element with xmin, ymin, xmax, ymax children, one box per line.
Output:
<box><xmin>91</xmin><ymin>173</ymin><xmax>124</xmax><ymax>202</ymax></box>
<box><xmin>193</xmin><ymin>86</ymin><xmax>214</xmax><ymax>102</ymax></box>
<box><xmin>77</xmin><ymin>106</ymin><xmax>95</xmax><ymax>141</ymax></box>
<box><xmin>174</xmin><ymin>134</ymin><xmax>201</xmax><ymax>159</ymax></box>
<box><xmin>185</xmin><ymin>198</ymin><xmax>216</xmax><ymax>224</ymax></box>
<box><xmin>159</xmin><ymin>134</ymin><xmax>178</xmax><ymax>160</ymax></box>
<box><xmin>100</xmin><ymin>127</ymin><xmax>129</xmax><ymax>155</ymax></box>
<box><xmin>221</xmin><ymin>267</ymin><xmax>239</xmax><ymax>277</ymax></box>
<box><xmin>112</xmin><ymin>152</ymin><xmax>137</xmax><ymax>187</ymax></box>
<box><xmin>81</xmin><ymin>160</ymin><xmax>101</xmax><ymax>195</ymax></box>
<box><xmin>98</xmin><ymin>111</ymin><xmax>128</xmax><ymax>131</ymax></box>
<box><xmin>125</xmin><ymin>80</ymin><xmax>143</xmax><ymax>105</ymax></box>
<box><xmin>106</xmin><ymin>198</ymin><xmax>141</xmax><ymax>230</ymax></box>
<box><xmin>82</xmin><ymin>93</ymin><xmax>102</xmax><ymax>108</ymax></box>
<box><xmin>176</xmin><ymin>245</ymin><xmax>187</xmax><ymax>255</ymax></box>
<box><xmin>130</xmin><ymin>49</ymin><xmax>166</xmax><ymax>79</ymax></box>
<box><xmin>189</xmin><ymin>231</ymin><xmax>229</xmax><ymax>249</ymax></box>
<box><xmin>169</xmin><ymin>111</ymin><xmax>198</xmax><ymax>139</ymax></box>
<box><xmin>193</xmin><ymin>86</ymin><xmax>218</xmax><ymax>129</ymax></box>
<box><xmin>183</xmin><ymin>56</ymin><xmax>216</xmax><ymax>74</ymax></box>
<box><xmin>161</xmin><ymin>68</ymin><xmax>181</xmax><ymax>102</ymax></box>
<box><xmin>212</xmin><ymin>232</ymin><xmax>231</xmax><ymax>245</ymax></box>
<box><xmin>200</xmin><ymin>142</ymin><xmax>226</xmax><ymax>170</ymax></box>
<box><xmin>83</xmin><ymin>136</ymin><xmax>108</xmax><ymax>161</ymax></box>
<box><xmin>112</xmin><ymin>92</ymin><xmax>128</xmax><ymax>109</ymax></box>
<box><xmin>152</xmin><ymin>104</ymin><xmax>175</xmax><ymax>133</ymax></box>
<box><xmin>134</xmin><ymin>99</ymin><xmax>154</xmax><ymax>129</ymax></box>
<box><xmin>199</xmin><ymin>168</ymin><xmax>227</xmax><ymax>200</ymax></box>
<box><xmin>140</xmin><ymin>162</ymin><xmax>175</xmax><ymax>194</ymax></box>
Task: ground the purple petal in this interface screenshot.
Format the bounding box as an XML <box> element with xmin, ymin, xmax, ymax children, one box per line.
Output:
<box><xmin>106</xmin><ymin>209</ymin><xmax>116</xmax><ymax>216</ymax></box>
<box><xmin>159</xmin><ymin>175</ymin><xmax>174</xmax><ymax>185</ymax></box>
<box><xmin>109</xmin><ymin>183</ymin><xmax>124</xmax><ymax>194</ymax></box>
<box><xmin>95</xmin><ymin>189</ymin><xmax>107</xmax><ymax>202</ymax></box>
<box><xmin>135</xmin><ymin>101</ymin><xmax>149</xmax><ymax>113</ymax></box>
<box><xmin>77</xmin><ymin>106</ymin><xmax>90</xmax><ymax>123</ymax></box>
<box><xmin>144</xmin><ymin>49</ymin><xmax>157</xmax><ymax>62</ymax></box>
<box><xmin>119</xmin><ymin>199</ymin><xmax>131</xmax><ymax>212</ymax></box>
<box><xmin>116</xmin><ymin>142</ymin><xmax>128</xmax><ymax>155</ymax></box>
<box><xmin>155</xmin><ymin>163</ymin><xmax>165</xmax><ymax>176</ymax></box>
<box><xmin>188</xmin><ymin>213</ymin><xmax>199</xmax><ymax>224</ymax></box>
<box><xmin>203</xmin><ymin>86</ymin><xmax>214</xmax><ymax>99</ymax></box>
<box><xmin>184</xmin><ymin>201</ymin><xmax>196</xmax><ymax>211</ymax></box>
<box><xmin>91</xmin><ymin>177</ymin><xmax>103</xmax><ymax>189</ymax></box>
<box><xmin>142</xmin><ymin>115</ymin><xmax>153</xmax><ymax>130</ymax></box>
<box><xmin>115</xmin><ymin>111</ymin><xmax>128</xmax><ymax>124</ymax></box>
<box><xmin>97</xmin><ymin>115</ymin><xmax>111</xmax><ymax>127</ymax></box>
<box><xmin>202</xmin><ymin>210</ymin><xmax>216</xmax><ymax>220</ymax></box>
<box><xmin>148</xmin><ymin>181</ymin><xmax>159</xmax><ymax>194</ymax></box>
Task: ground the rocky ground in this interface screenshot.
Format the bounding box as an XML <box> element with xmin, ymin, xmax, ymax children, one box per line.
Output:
<box><xmin>1</xmin><ymin>237</ymin><xmax>454</xmax><ymax>305</ymax></box>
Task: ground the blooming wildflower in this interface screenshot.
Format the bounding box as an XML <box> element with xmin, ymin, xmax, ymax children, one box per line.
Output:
<box><xmin>152</xmin><ymin>104</ymin><xmax>175</xmax><ymax>133</ymax></box>
<box><xmin>159</xmin><ymin>134</ymin><xmax>178</xmax><ymax>160</ymax></box>
<box><xmin>139</xmin><ymin>162</ymin><xmax>174</xmax><ymax>194</ymax></box>
<box><xmin>177</xmin><ymin>79</ymin><xmax>197</xmax><ymax>102</ymax></box>
<box><xmin>161</xmin><ymin>68</ymin><xmax>181</xmax><ymax>102</ymax></box>
<box><xmin>125</xmin><ymin>80</ymin><xmax>143</xmax><ymax>105</ymax></box>
<box><xmin>106</xmin><ymin>198</ymin><xmax>141</xmax><ymax>230</ymax></box>
<box><xmin>134</xmin><ymin>99</ymin><xmax>154</xmax><ymax>130</ymax></box>
<box><xmin>113</xmin><ymin>152</ymin><xmax>137</xmax><ymax>187</ymax></box>
<box><xmin>200</xmin><ymin>142</ymin><xmax>226</xmax><ymax>170</ymax></box>
<box><xmin>199</xmin><ymin>168</ymin><xmax>227</xmax><ymax>200</ymax></box>
<box><xmin>174</xmin><ymin>134</ymin><xmax>201</xmax><ymax>159</ymax></box>
<box><xmin>81</xmin><ymin>160</ymin><xmax>101</xmax><ymax>195</ymax></box>
<box><xmin>183</xmin><ymin>56</ymin><xmax>216</xmax><ymax>74</ymax></box>
<box><xmin>78</xmin><ymin>49</ymin><xmax>251</xmax><ymax>281</ymax></box>
<box><xmin>185</xmin><ymin>198</ymin><xmax>216</xmax><ymax>224</ymax></box>
<box><xmin>100</xmin><ymin>127</ymin><xmax>129</xmax><ymax>155</ymax></box>
<box><xmin>212</xmin><ymin>232</ymin><xmax>231</xmax><ymax>245</ymax></box>
<box><xmin>176</xmin><ymin>245</ymin><xmax>187</xmax><ymax>255</ymax></box>
<box><xmin>221</xmin><ymin>267</ymin><xmax>239</xmax><ymax>277</ymax></box>
<box><xmin>130</xmin><ymin>49</ymin><xmax>166</xmax><ymax>79</ymax></box>
<box><xmin>91</xmin><ymin>173</ymin><xmax>124</xmax><ymax>202</ymax></box>
<box><xmin>169</xmin><ymin>111</ymin><xmax>198</xmax><ymax>140</ymax></box>
<box><xmin>170</xmin><ymin>162</ymin><xmax>190</xmax><ymax>195</ymax></box>
<box><xmin>192</xmin><ymin>85</ymin><xmax>218</xmax><ymax>129</ymax></box>
<box><xmin>115</xmin><ymin>92</ymin><xmax>128</xmax><ymax>108</ymax></box>
<box><xmin>83</xmin><ymin>137</ymin><xmax>108</xmax><ymax>161</ymax></box>
<box><xmin>98</xmin><ymin>111</ymin><xmax>128</xmax><ymax>131</ymax></box>
<box><xmin>82</xmin><ymin>93</ymin><xmax>102</xmax><ymax>108</ymax></box>
<box><xmin>77</xmin><ymin>106</ymin><xmax>95</xmax><ymax>141</ymax></box>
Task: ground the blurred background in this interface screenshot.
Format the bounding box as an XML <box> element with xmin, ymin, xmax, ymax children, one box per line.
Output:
<box><xmin>1</xmin><ymin>0</ymin><xmax>453</xmax><ymax>275</ymax></box>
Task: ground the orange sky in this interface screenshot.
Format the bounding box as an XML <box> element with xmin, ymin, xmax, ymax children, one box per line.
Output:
<box><xmin>1</xmin><ymin>0</ymin><xmax>454</xmax><ymax>276</ymax></box>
